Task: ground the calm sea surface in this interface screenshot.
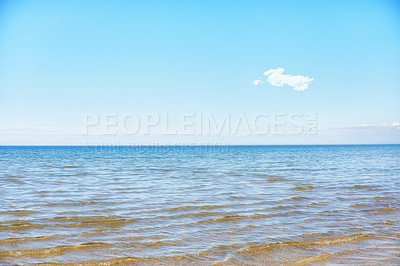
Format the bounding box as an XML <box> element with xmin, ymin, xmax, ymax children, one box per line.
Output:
<box><xmin>0</xmin><ymin>145</ymin><xmax>399</xmax><ymax>265</ymax></box>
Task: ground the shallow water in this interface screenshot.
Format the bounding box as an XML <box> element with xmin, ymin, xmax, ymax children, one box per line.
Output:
<box><xmin>0</xmin><ymin>145</ymin><xmax>399</xmax><ymax>265</ymax></box>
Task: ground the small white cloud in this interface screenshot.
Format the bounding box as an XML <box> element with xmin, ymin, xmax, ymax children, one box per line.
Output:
<box><xmin>355</xmin><ymin>122</ymin><xmax>400</xmax><ymax>128</ymax></box>
<box><xmin>252</xmin><ymin>67</ymin><xmax>314</xmax><ymax>91</ymax></box>
<box><xmin>251</xmin><ymin>79</ymin><xmax>263</xmax><ymax>85</ymax></box>
<box><xmin>341</xmin><ymin>122</ymin><xmax>400</xmax><ymax>130</ymax></box>
<box><xmin>352</xmin><ymin>123</ymin><xmax>389</xmax><ymax>128</ymax></box>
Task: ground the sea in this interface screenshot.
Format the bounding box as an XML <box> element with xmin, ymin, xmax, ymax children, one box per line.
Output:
<box><xmin>0</xmin><ymin>145</ymin><xmax>399</xmax><ymax>265</ymax></box>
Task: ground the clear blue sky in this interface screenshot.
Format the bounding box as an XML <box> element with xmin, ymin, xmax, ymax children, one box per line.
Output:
<box><xmin>0</xmin><ymin>0</ymin><xmax>399</xmax><ymax>145</ymax></box>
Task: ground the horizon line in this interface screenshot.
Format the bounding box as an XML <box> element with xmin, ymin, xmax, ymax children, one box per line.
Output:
<box><xmin>1</xmin><ymin>144</ymin><xmax>399</xmax><ymax>147</ymax></box>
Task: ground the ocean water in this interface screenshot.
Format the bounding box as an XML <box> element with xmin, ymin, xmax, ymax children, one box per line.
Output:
<box><xmin>0</xmin><ymin>145</ymin><xmax>399</xmax><ymax>265</ymax></box>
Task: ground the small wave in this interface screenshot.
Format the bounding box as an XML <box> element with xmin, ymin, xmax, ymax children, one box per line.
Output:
<box><xmin>54</xmin><ymin>172</ymin><xmax>89</xmax><ymax>177</ymax></box>
<box><xmin>347</xmin><ymin>185</ymin><xmax>377</xmax><ymax>189</ymax></box>
<box><xmin>64</xmin><ymin>254</ymin><xmax>199</xmax><ymax>265</ymax></box>
<box><xmin>300</xmin><ymin>232</ymin><xmax>330</xmax><ymax>238</ymax></box>
<box><xmin>225</xmin><ymin>172</ymin><xmax>243</xmax><ymax>176</ymax></box>
<box><xmin>211</xmin><ymin>243</ymin><xmax>243</xmax><ymax>251</ymax></box>
<box><xmin>192</xmin><ymin>170</ymin><xmax>208</xmax><ymax>173</ymax></box>
<box><xmin>282</xmin><ymin>196</ymin><xmax>309</xmax><ymax>202</ymax></box>
<box><xmin>236</xmin><ymin>233</ymin><xmax>371</xmax><ymax>254</ymax></box>
<box><xmin>164</xmin><ymin>205</ymin><xmax>227</xmax><ymax>212</ymax></box>
<box><xmin>276</xmin><ymin>168</ymin><xmax>304</xmax><ymax>171</ymax></box>
<box><xmin>253</xmin><ymin>174</ymin><xmax>281</xmax><ymax>178</ymax></box>
<box><xmin>291</xmin><ymin>186</ymin><xmax>314</xmax><ymax>191</ymax></box>
<box><xmin>0</xmin><ymin>242</ymin><xmax>111</xmax><ymax>258</ymax></box>
<box><xmin>163</xmin><ymin>211</ymin><xmax>220</xmax><ymax>220</ymax></box>
<box><xmin>2</xmin><ymin>178</ymin><xmax>25</xmax><ymax>184</ymax></box>
<box><xmin>267</xmin><ymin>177</ymin><xmax>289</xmax><ymax>182</ymax></box>
<box><xmin>196</xmin><ymin>243</ymin><xmax>247</xmax><ymax>258</ymax></box>
<box><xmin>0</xmin><ymin>235</ymin><xmax>52</xmax><ymax>244</ymax></box>
<box><xmin>150</xmin><ymin>168</ymin><xmax>174</xmax><ymax>172</ymax></box>
<box><xmin>0</xmin><ymin>210</ymin><xmax>38</xmax><ymax>216</ymax></box>
<box><xmin>42</xmin><ymin>201</ymin><xmax>104</xmax><ymax>207</ymax></box>
<box><xmin>373</xmin><ymin>196</ymin><xmax>395</xmax><ymax>201</ymax></box>
<box><xmin>67</xmin><ymin>218</ymin><xmax>136</xmax><ymax>228</ymax></box>
<box><xmin>78</xmin><ymin>229</ymin><xmax>109</xmax><ymax>237</ymax></box>
<box><xmin>270</xmin><ymin>205</ymin><xmax>298</xmax><ymax>210</ymax></box>
<box><xmin>378</xmin><ymin>220</ymin><xmax>394</xmax><ymax>225</ymax></box>
<box><xmin>211</xmin><ymin>214</ymin><xmax>269</xmax><ymax>222</ymax></box>
<box><xmin>349</xmin><ymin>203</ymin><xmax>368</xmax><ymax>208</ymax></box>
<box><xmin>48</xmin><ymin>215</ymin><xmax>122</xmax><ymax>222</ymax></box>
<box><xmin>114</xmin><ymin>236</ymin><xmax>146</xmax><ymax>242</ymax></box>
<box><xmin>134</xmin><ymin>240</ymin><xmax>181</xmax><ymax>248</ymax></box>
<box><xmin>366</xmin><ymin>207</ymin><xmax>398</xmax><ymax>215</ymax></box>
<box><xmin>0</xmin><ymin>222</ymin><xmax>43</xmax><ymax>231</ymax></box>
<box><xmin>287</xmin><ymin>253</ymin><xmax>331</xmax><ymax>265</ymax></box>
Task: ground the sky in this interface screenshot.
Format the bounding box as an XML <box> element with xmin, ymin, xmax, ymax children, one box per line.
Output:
<box><xmin>0</xmin><ymin>0</ymin><xmax>399</xmax><ymax>145</ymax></box>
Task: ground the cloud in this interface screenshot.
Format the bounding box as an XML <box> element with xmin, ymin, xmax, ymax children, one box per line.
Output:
<box><xmin>349</xmin><ymin>122</ymin><xmax>400</xmax><ymax>129</ymax></box>
<box><xmin>328</xmin><ymin>122</ymin><xmax>400</xmax><ymax>139</ymax></box>
<box><xmin>250</xmin><ymin>79</ymin><xmax>263</xmax><ymax>85</ymax></box>
<box><xmin>252</xmin><ymin>68</ymin><xmax>314</xmax><ymax>91</ymax></box>
<box><xmin>0</xmin><ymin>128</ymin><xmax>75</xmax><ymax>135</ymax></box>
<box><xmin>334</xmin><ymin>122</ymin><xmax>400</xmax><ymax>133</ymax></box>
